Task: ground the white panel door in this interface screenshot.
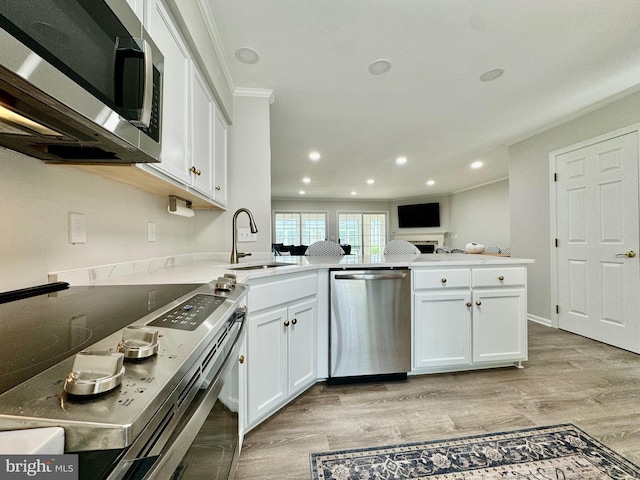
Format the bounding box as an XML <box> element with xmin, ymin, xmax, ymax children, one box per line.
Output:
<box><xmin>556</xmin><ymin>131</ymin><xmax>640</xmax><ymax>352</ymax></box>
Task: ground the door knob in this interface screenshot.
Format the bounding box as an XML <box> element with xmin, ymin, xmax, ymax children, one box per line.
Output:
<box><xmin>498</xmin><ymin>275</ymin><xmax>504</xmax><ymax>281</ymax></box>
<box><xmin>284</xmin><ymin>320</ymin><xmax>290</xmax><ymax>327</ymax></box>
<box><xmin>239</xmin><ymin>355</ymin><xmax>245</xmax><ymax>364</ymax></box>
<box><xmin>616</xmin><ymin>250</ymin><xmax>637</xmax><ymax>258</ymax></box>
<box><xmin>466</xmin><ymin>302</ymin><xmax>472</xmax><ymax>307</ymax></box>
<box><xmin>476</xmin><ymin>300</ymin><xmax>482</xmax><ymax>306</ymax></box>
<box><xmin>291</xmin><ymin>318</ymin><xmax>297</xmax><ymax>325</ymax></box>
<box><xmin>441</xmin><ymin>278</ymin><xmax>447</xmax><ymax>283</ymax></box>
<box><xmin>189</xmin><ymin>166</ymin><xmax>201</xmax><ymax>176</ymax></box>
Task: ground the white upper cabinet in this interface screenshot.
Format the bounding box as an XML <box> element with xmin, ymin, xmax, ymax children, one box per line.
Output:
<box><xmin>146</xmin><ymin>0</ymin><xmax>191</xmax><ymax>184</ymax></box>
<box><xmin>213</xmin><ymin>105</ymin><xmax>228</xmax><ymax>206</ymax></box>
<box><xmin>124</xmin><ymin>0</ymin><xmax>229</xmax><ymax>209</ymax></box>
<box><xmin>190</xmin><ymin>64</ymin><xmax>215</xmax><ymax>198</ymax></box>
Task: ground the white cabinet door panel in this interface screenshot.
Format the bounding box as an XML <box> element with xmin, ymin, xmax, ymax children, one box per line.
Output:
<box><xmin>190</xmin><ymin>65</ymin><xmax>215</xmax><ymax>197</ymax></box>
<box><xmin>248</xmin><ymin>307</ymin><xmax>288</xmax><ymax>423</ymax></box>
<box><xmin>213</xmin><ymin>106</ymin><xmax>228</xmax><ymax>206</ymax></box>
<box><xmin>413</xmin><ymin>291</ymin><xmax>471</xmax><ymax>369</ymax></box>
<box><xmin>287</xmin><ymin>299</ymin><xmax>317</xmax><ymax>396</ymax></box>
<box><xmin>472</xmin><ymin>289</ymin><xmax>527</xmax><ymax>364</ymax></box>
<box><xmin>146</xmin><ymin>0</ymin><xmax>190</xmax><ymax>183</ymax></box>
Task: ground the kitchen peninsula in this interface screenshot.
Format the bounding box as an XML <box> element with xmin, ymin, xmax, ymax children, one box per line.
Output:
<box><xmin>51</xmin><ymin>252</ymin><xmax>533</xmax><ymax>431</ymax></box>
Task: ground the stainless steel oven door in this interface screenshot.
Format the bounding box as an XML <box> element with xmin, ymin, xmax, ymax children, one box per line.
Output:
<box><xmin>144</xmin><ymin>310</ymin><xmax>246</xmax><ymax>480</ymax></box>
<box><xmin>157</xmin><ymin>320</ymin><xmax>245</xmax><ymax>480</ymax></box>
<box><xmin>99</xmin><ymin>308</ymin><xmax>246</xmax><ymax>480</ymax></box>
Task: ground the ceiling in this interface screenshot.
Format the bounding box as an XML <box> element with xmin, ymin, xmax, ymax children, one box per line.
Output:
<box><xmin>205</xmin><ymin>0</ymin><xmax>640</xmax><ymax>200</ymax></box>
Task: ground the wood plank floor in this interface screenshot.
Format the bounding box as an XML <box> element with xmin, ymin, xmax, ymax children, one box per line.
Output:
<box><xmin>236</xmin><ymin>322</ymin><xmax>640</xmax><ymax>479</ymax></box>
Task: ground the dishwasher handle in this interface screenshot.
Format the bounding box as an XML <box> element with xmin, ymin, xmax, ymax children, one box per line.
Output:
<box><xmin>333</xmin><ymin>272</ymin><xmax>408</xmax><ymax>281</ymax></box>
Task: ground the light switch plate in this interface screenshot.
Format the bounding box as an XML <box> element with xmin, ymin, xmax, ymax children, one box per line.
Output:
<box><xmin>147</xmin><ymin>222</ymin><xmax>156</xmax><ymax>242</ymax></box>
<box><xmin>237</xmin><ymin>227</ymin><xmax>258</xmax><ymax>242</ymax></box>
<box><xmin>68</xmin><ymin>213</ymin><xmax>86</xmax><ymax>244</ymax></box>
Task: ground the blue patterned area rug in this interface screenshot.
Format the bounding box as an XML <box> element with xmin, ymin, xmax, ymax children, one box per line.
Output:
<box><xmin>310</xmin><ymin>424</ymin><xmax>640</xmax><ymax>479</ymax></box>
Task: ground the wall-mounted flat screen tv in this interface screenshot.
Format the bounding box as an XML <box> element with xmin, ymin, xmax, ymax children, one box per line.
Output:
<box><xmin>398</xmin><ymin>202</ymin><xmax>440</xmax><ymax>228</ymax></box>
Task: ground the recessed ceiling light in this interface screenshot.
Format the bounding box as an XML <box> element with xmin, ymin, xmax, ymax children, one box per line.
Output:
<box><xmin>471</xmin><ymin>160</ymin><xmax>483</xmax><ymax>169</ymax></box>
<box><xmin>302</xmin><ymin>177</ymin><xmax>311</xmax><ymax>184</ymax></box>
<box><xmin>299</xmin><ymin>190</ymin><xmax>306</xmax><ymax>195</ymax></box>
<box><xmin>426</xmin><ymin>180</ymin><xmax>435</xmax><ymax>186</ymax></box>
<box><xmin>235</xmin><ymin>47</ymin><xmax>260</xmax><ymax>64</ymax></box>
<box><xmin>367</xmin><ymin>179</ymin><xmax>375</xmax><ymax>185</ymax></box>
<box><xmin>309</xmin><ymin>151</ymin><xmax>321</xmax><ymax>161</ymax></box>
<box><xmin>396</xmin><ymin>156</ymin><xmax>407</xmax><ymax>165</ymax></box>
<box><xmin>479</xmin><ymin>67</ymin><xmax>504</xmax><ymax>82</ymax></box>
<box><xmin>350</xmin><ymin>191</ymin><xmax>357</xmax><ymax>196</ymax></box>
<box><xmin>368</xmin><ymin>59</ymin><xmax>392</xmax><ymax>75</ymax></box>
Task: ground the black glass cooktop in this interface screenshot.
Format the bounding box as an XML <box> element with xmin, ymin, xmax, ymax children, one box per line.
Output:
<box><xmin>0</xmin><ymin>283</ymin><xmax>205</xmax><ymax>394</ymax></box>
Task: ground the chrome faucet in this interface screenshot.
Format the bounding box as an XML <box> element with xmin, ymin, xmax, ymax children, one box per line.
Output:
<box><xmin>230</xmin><ymin>208</ymin><xmax>258</xmax><ymax>263</ymax></box>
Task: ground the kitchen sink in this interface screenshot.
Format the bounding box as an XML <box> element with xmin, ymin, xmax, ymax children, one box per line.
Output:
<box><xmin>227</xmin><ymin>262</ymin><xmax>293</xmax><ymax>271</ymax></box>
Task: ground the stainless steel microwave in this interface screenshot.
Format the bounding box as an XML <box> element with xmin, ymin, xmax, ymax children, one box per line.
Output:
<box><xmin>0</xmin><ymin>0</ymin><xmax>163</xmax><ymax>164</ymax></box>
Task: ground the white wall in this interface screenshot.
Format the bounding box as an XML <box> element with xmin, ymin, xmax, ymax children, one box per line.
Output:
<box><xmin>193</xmin><ymin>92</ymin><xmax>273</xmax><ymax>254</ymax></box>
<box><xmin>448</xmin><ymin>180</ymin><xmax>510</xmax><ymax>250</ymax></box>
<box><xmin>0</xmin><ymin>148</ymin><xmax>193</xmax><ymax>291</ymax></box>
<box><xmin>509</xmin><ymin>89</ymin><xmax>640</xmax><ymax>321</ymax></box>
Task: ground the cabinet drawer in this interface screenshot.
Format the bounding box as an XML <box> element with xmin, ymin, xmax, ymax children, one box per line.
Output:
<box><xmin>249</xmin><ymin>274</ymin><xmax>317</xmax><ymax>311</ymax></box>
<box><xmin>413</xmin><ymin>269</ymin><xmax>470</xmax><ymax>290</ymax></box>
<box><xmin>472</xmin><ymin>267</ymin><xmax>526</xmax><ymax>287</ymax></box>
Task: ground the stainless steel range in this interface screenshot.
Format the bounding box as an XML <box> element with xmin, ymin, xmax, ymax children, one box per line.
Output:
<box><xmin>0</xmin><ymin>278</ymin><xmax>247</xmax><ymax>480</ymax></box>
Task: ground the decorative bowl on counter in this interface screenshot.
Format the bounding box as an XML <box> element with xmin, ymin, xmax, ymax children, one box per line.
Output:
<box><xmin>465</xmin><ymin>242</ymin><xmax>485</xmax><ymax>254</ymax></box>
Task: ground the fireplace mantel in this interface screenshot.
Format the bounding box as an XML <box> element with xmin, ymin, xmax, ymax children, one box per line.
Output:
<box><xmin>392</xmin><ymin>232</ymin><xmax>448</xmax><ymax>248</ymax></box>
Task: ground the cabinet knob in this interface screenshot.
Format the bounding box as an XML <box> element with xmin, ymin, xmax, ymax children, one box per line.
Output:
<box><xmin>215</xmin><ymin>186</ymin><xmax>221</xmax><ymax>191</ymax></box>
<box><xmin>476</xmin><ymin>300</ymin><xmax>482</xmax><ymax>306</ymax></box>
<box><xmin>189</xmin><ymin>166</ymin><xmax>202</xmax><ymax>176</ymax></box>
<box><xmin>239</xmin><ymin>355</ymin><xmax>245</xmax><ymax>364</ymax></box>
<box><xmin>284</xmin><ymin>320</ymin><xmax>290</xmax><ymax>327</ymax></box>
<box><xmin>466</xmin><ymin>302</ymin><xmax>472</xmax><ymax>307</ymax></box>
<box><xmin>291</xmin><ymin>318</ymin><xmax>298</xmax><ymax>325</ymax></box>
<box><xmin>441</xmin><ymin>278</ymin><xmax>447</xmax><ymax>284</ymax></box>
<box><xmin>498</xmin><ymin>275</ymin><xmax>505</xmax><ymax>281</ymax></box>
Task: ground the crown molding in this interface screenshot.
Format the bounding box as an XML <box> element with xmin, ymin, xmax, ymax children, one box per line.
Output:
<box><xmin>196</xmin><ymin>0</ymin><xmax>235</xmax><ymax>93</ymax></box>
<box><xmin>234</xmin><ymin>88</ymin><xmax>275</xmax><ymax>104</ymax></box>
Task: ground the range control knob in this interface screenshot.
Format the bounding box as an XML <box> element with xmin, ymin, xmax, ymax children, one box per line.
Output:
<box><xmin>214</xmin><ymin>277</ymin><xmax>233</xmax><ymax>292</ymax></box>
<box><xmin>64</xmin><ymin>351</ymin><xmax>125</xmax><ymax>396</ymax></box>
<box><xmin>117</xmin><ymin>326</ymin><xmax>159</xmax><ymax>360</ymax></box>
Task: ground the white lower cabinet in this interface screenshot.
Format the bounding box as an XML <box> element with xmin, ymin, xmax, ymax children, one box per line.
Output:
<box><xmin>246</xmin><ymin>274</ymin><xmax>317</xmax><ymax>429</ymax></box>
<box><xmin>413</xmin><ymin>291</ymin><xmax>471</xmax><ymax>369</ymax></box>
<box><xmin>472</xmin><ymin>288</ymin><xmax>527</xmax><ymax>364</ymax></box>
<box><xmin>412</xmin><ymin>265</ymin><xmax>527</xmax><ymax>373</ymax></box>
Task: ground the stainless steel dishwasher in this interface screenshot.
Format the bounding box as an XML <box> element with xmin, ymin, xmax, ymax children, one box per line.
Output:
<box><xmin>329</xmin><ymin>268</ymin><xmax>411</xmax><ymax>383</ymax></box>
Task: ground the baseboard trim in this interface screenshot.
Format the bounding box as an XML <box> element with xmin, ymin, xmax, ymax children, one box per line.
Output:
<box><xmin>528</xmin><ymin>313</ymin><xmax>552</xmax><ymax>327</ymax></box>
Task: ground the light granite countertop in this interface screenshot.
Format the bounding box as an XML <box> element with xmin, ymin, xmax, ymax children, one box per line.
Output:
<box><xmin>50</xmin><ymin>253</ymin><xmax>534</xmax><ymax>286</ymax></box>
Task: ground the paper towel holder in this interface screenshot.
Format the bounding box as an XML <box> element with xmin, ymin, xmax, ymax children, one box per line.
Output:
<box><xmin>168</xmin><ymin>195</ymin><xmax>194</xmax><ymax>217</ymax></box>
